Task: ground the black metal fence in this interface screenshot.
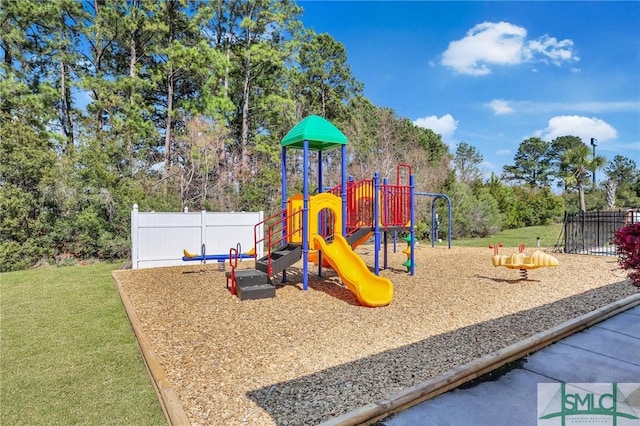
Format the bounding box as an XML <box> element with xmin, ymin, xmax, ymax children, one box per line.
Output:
<box><xmin>563</xmin><ymin>209</ymin><xmax>639</xmax><ymax>256</ymax></box>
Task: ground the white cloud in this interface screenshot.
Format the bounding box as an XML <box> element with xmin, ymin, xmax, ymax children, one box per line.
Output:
<box><xmin>413</xmin><ymin>114</ymin><xmax>458</xmax><ymax>145</ymax></box>
<box><xmin>442</xmin><ymin>22</ymin><xmax>526</xmax><ymax>75</ymax></box>
<box><xmin>441</xmin><ymin>21</ymin><xmax>578</xmax><ymax>75</ymax></box>
<box><xmin>497</xmin><ymin>149</ymin><xmax>512</xmax><ymax>155</ymax></box>
<box><xmin>527</xmin><ymin>35</ymin><xmax>577</xmax><ymax>65</ymax></box>
<box><xmin>539</xmin><ymin>115</ymin><xmax>618</xmax><ymax>143</ymax></box>
<box><xmin>486</xmin><ymin>99</ymin><xmax>514</xmax><ymax>115</ymax></box>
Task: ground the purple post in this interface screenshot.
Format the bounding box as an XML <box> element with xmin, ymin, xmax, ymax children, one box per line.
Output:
<box><xmin>410</xmin><ymin>174</ymin><xmax>415</xmax><ymax>276</ymax></box>
<box><xmin>373</xmin><ymin>172</ymin><xmax>380</xmax><ymax>275</ymax></box>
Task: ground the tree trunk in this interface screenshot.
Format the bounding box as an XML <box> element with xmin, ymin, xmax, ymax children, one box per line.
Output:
<box><xmin>1</xmin><ymin>39</ymin><xmax>12</xmax><ymax>114</ymax></box>
<box><xmin>127</xmin><ymin>5</ymin><xmax>137</xmax><ymax>177</ymax></box>
<box><xmin>225</xmin><ymin>33</ymin><xmax>231</xmax><ymax>97</ymax></box>
<box><xmin>163</xmin><ymin>0</ymin><xmax>176</xmax><ymax>192</ymax></box>
<box><xmin>92</xmin><ymin>0</ymin><xmax>104</xmax><ymax>139</ymax></box>
<box><xmin>164</xmin><ymin>68</ymin><xmax>174</xmax><ymax>187</ymax></box>
<box><xmin>578</xmin><ymin>182</ymin><xmax>586</xmax><ymax>212</ymax></box>
<box><xmin>241</xmin><ymin>65</ymin><xmax>250</xmax><ymax>167</ymax></box>
<box><xmin>214</xmin><ymin>2</ymin><xmax>231</xmax><ymax>96</ymax></box>
<box><xmin>129</xmin><ymin>18</ymin><xmax>137</xmax><ymax>95</ymax></box>
<box><xmin>604</xmin><ymin>180</ymin><xmax>616</xmax><ymax>210</ymax></box>
<box><xmin>60</xmin><ymin>60</ymin><xmax>74</xmax><ymax>157</ymax></box>
<box><xmin>240</xmin><ymin>33</ymin><xmax>251</xmax><ymax>177</ymax></box>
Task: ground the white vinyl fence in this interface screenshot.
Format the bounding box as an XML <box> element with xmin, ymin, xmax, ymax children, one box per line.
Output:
<box><xmin>131</xmin><ymin>204</ymin><xmax>264</xmax><ymax>269</ymax></box>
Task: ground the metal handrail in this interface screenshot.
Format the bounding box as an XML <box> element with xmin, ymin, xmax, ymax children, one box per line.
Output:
<box><xmin>253</xmin><ymin>205</ymin><xmax>303</xmax><ymax>276</ymax></box>
<box><xmin>396</xmin><ymin>163</ymin><xmax>413</xmax><ymax>186</ymax></box>
<box><xmin>228</xmin><ymin>247</ymin><xmax>238</xmax><ymax>295</ymax></box>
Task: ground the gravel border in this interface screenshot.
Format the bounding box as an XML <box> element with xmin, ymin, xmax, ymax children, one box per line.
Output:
<box><xmin>320</xmin><ymin>293</ymin><xmax>640</xmax><ymax>425</ymax></box>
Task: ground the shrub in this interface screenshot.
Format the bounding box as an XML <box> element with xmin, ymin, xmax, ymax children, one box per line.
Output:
<box><xmin>613</xmin><ymin>222</ymin><xmax>640</xmax><ymax>286</ymax></box>
<box><xmin>0</xmin><ymin>239</ymin><xmax>51</xmax><ymax>272</ymax></box>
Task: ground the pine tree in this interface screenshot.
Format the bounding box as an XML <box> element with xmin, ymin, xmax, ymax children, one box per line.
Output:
<box><xmin>0</xmin><ymin>0</ymin><xmax>61</xmax><ymax>270</ymax></box>
<box><xmin>502</xmin><ymin>137</ymin><xmax>553</xmax><ymax>187</ymax></box>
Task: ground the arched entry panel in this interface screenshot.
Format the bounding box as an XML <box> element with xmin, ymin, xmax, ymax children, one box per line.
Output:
<box><xmin>308</xmin><ymin>193</ymin><xmax>343</xmax><ymax>241</ymax></box>
<box><xmin>286</xmin><ymin>192</ymin><xmax>343</xmax><ymax>244</ymax></box>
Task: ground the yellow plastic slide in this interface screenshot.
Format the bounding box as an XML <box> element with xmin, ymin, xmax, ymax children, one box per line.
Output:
<box><xmin>311</xmin><ymin>234</ymin><xmax>393</xmax><ymax>307</ymax></box>
<box><xmin>308</xmin><ymin>230</ymin><xmax>372</xmax><ymax>267</ymax></box>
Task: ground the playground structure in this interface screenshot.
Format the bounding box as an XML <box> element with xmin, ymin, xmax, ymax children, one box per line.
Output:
<box><xmin>219</xmin><ymin>115</ymin><xmax>423</xmax><ymax>307</ymax></box>
<box><xmin>189</xmin><ymin>115</ymin><xmax>452</xmax><ymax>307</ymax></box>
<box><xmin>489</xmin><ymin>243</ymin><xmax>560</xmax><ymax>280</ymax></box>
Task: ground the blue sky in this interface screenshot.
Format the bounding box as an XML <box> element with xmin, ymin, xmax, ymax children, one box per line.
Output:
<box><xmin>298</xmin><ymin>1</ymin><xmax>640</xmax><ymax>180</ymax></box>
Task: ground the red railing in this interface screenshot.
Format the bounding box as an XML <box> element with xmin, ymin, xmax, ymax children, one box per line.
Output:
<box><xmin>328</xmin><ymin>168</ymin><xmax>411</xmax><ymax>232</ymax></box>
<box><xmin>380</xmin><ymin>183</ymin><xmax>411</xmax><ymax>227</ymax></box>
<box><xmin>329</xmin><ymin>179</ymin><xmax>375</xmax><ymax>234</ymax></box>
<box><xmin>396</xmin><ymin>163</ymin><xmax>412</xmax><ymax>186</ymax></box>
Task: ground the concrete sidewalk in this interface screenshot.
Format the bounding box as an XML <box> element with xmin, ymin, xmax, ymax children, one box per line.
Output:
<box><xmin>382</xmin><ymin>305</ymin><xmax>640</xmax><ymax>426</ymax></box>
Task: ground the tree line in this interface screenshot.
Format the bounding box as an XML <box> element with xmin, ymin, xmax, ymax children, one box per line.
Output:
<box><xmin>446</xmin><ymin>138</ymin><xmax>639</xmax><ymax>240</ymax></box>
<box><xmin>1</xmin><ymin>0</ymin><xmax>638</xmax><ymax>271</ymax></box>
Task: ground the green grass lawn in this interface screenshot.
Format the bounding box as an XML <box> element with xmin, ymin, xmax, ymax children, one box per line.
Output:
<box><xmin>450</xmin><ymin>223</ymin><xmax>564</xmax><ymax>249</ymax></box>
<box><xmin>1</xmin><ymin>263</ymin><xmax>166</xmax><ymax>426</ymax></box>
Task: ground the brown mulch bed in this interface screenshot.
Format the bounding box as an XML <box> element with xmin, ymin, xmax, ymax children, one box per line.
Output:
<box><xmin>114</xmin><ymin>244</ymin><xmax>638</xmax><ymax>425</ymax></box>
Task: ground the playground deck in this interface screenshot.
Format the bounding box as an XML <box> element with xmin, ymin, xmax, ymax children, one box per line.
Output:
<box><xmin>113</xmin><ymin>245</ymin><xmax>638</xmax><ymax>425</ymax></box>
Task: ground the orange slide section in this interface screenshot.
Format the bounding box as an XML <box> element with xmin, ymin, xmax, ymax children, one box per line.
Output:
<box><xmin>350</xmin><ymin>230</ymin><xmax>373</xmax><ymax>249</ymax></box>
<box><xmin>311</xmin><ymin>234</ymin><xmax>393</xmax><ymax>307</ymax></box>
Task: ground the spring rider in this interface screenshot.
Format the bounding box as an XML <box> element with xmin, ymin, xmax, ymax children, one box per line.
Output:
<box><xmin>489</xmin><ymin>243</ymin><xmax>559</xmax><ymax>280</ymax></box>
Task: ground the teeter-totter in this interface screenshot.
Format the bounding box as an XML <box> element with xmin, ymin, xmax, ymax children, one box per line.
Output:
<box><xmin>489</xmin><ymin>243</ymin><xmax>559</xmax><ymax>280</ymax></box>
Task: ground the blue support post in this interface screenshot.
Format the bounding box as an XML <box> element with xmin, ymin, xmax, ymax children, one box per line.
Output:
<box><xmin>446</xmin><ymin>195</ymin><xmax>452</xmax><ymax>249</ymax></box>
<box><xmin>281</xmin><ymin>147</ymin><xmax>287</xmax><ymax>283</ymax></box>
<box><xmin>431</xmin><ymin>203</ymin><xmax>437</xmax><ymax>246</ymax></box>
<box><xmin>383</xmin><ymin>230</ymin><xmax>388</xmax><ymax>270</ymax></box>
<box><xmin>317</xmin><ymin>150</ymin><xmax>322</xmax><ymax>278</ymax></box>
<box><xmin>281</xmin><ymin>147</ymin><xmax>287</xmax><ymax>213</ymax></box>
<box><xmin>410</xmin><ymin>174</ymin><xmax>415</xmax><ymax>276</ymax></box>
<box><xmin>302</xmin><ymin>140</ymin><xmax>309</xmax><ymax>290</ymax></box>
<box><xmin>373</xmin><ymin>172</ymin><xmax>380</xmax><ymax>275</ymax></box>
<box><xmin>415</xmin><ymin>192</ymin><xmax>452</xmax><ymax>249</ymax></box>
<box><xmin>318</xmin><ymin>150</ymin><xmax>323</xmax><ymax>195</ymax></box>
<box><xmin>341</xmin><ymin>145</ymin><xmax>347</xmax><ymax>237</ymax></box>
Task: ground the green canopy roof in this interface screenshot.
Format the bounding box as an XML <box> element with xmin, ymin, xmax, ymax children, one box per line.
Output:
<box><xmin>280</xmin><ymin>115</ymin><xmax>348</xmax><ymax>150</ymax></box>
